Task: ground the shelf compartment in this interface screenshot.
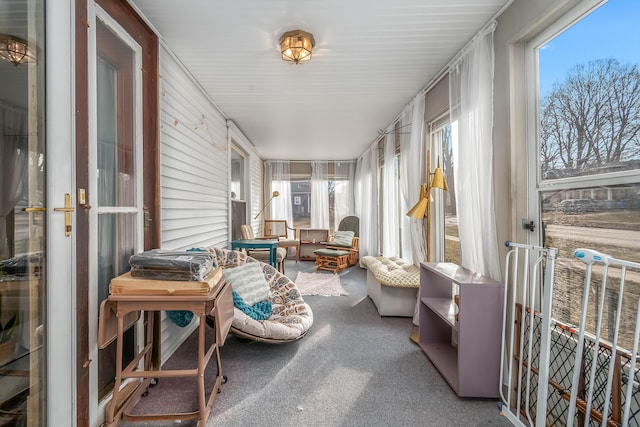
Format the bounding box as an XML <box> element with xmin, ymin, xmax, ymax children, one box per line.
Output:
<box><xmin>419</xmin><ymin>342</ymin><xmax>459</xmax><ymax>393</ymax></box>
<box><xmin>421</xmin><ymin>297</ymin><xmax>457</xmax><ymax>328</ymax></box>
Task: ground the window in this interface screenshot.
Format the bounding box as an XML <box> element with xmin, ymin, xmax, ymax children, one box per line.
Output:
<box><xmin>531</xmin><ymin>0</ymin><xmax>640</xmax><ymax>349</ymax></box>
<box><xmin>230</xmin><ymin>145</ymin><xmax>246</xmax><ymax>201</ymax></box>
<box><xmin>290</xmin><ymin>179</ymin><xmax>311</xmax><ymax>229</ymax></box>
<box><xmin>430</xmin><ymin>115</ymin><xmax>459</xmax><ymax>264</ymax></box>
<box><xmin>287</xmin><ymin>162</ymin><xmax>355</xmax><ymax>232</ymax></box>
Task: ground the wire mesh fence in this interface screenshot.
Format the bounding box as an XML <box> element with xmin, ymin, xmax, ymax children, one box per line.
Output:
<box><xmin>509</xmin><ymin>303</ymin><xmax>640</xmax><ymax>426</ymax></box>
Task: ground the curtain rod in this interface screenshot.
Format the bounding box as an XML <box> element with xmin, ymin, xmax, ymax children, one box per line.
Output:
<box><xmin>363</xmin><ymin>0</ymin><xmax>515</xmax><ymax>155</ymax></box>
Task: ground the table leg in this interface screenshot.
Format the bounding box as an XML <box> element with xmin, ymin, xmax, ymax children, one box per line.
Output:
<box><xmin>105</xmin><ymin>314</ymin><xmax>125</xmax><ymax>424</ymax></box>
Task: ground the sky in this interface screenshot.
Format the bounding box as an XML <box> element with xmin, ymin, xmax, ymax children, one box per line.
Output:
<box><xmin>539</xmin><ymin>0</ymin><xmax>640</xmax><ymax>96</ymax></box>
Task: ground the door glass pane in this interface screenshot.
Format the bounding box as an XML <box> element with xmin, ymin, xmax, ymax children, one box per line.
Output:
<box><xmin>97</xmin><ymin>213</ymin><xmax>136</xmax><ymax>397</ymax></box>
<box><xmin>0</xmin><ymin>0</ymin><xmax>46</xmax><ymax>424</ymax></box>
<box><xmin>539</xmin><ymin>0</ymin><xmax>640</xmax><ymax>181</ymax></box>
<box><xmin>541</xmin><ymin>184</ymin><xmax>640</xmax><ymax>349</ymax></box>
<box><xmin>97</xmin><ymin>21</ymin><xmax>135</xmax><ymax>208</ymax></box>
<box><xmin>97</xmin><ymin>213</ymin><xmax>136</xmax><ymax>305</ymax></box>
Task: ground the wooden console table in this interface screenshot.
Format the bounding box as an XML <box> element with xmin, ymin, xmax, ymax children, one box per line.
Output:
<box><xmin>98</xmin><ymin>271</ymin><xmax>233</xmax><ymax>426</ymax></box>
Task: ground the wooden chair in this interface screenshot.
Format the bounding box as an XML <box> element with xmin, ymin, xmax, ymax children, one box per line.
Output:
<box><xmin>239</xmin><ymin>225</ymin><xmax>287</xmax><ymax>273</ymax></box>
<box><xmin>263</xmin><ymin>219</ymin><xmax>299</xmax><ymax>260</ymax></box>
<box><xmin>326</xmin><ymin>236</ymin><xmax>360</xmax><ymax>266</ymax></box>
<box><xmin>326</xmin><ymin>216</ymin><xmax>360</xmax><ymax>265</ymax></box>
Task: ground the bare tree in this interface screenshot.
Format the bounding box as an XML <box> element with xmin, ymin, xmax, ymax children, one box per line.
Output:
<box><xmin>540</xmin><ymin>59</ymin><xmax>640</xmax><ymax>178</ymax></box>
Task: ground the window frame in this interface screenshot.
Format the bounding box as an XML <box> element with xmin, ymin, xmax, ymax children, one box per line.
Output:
<box><xmin>524</xmin><ymin>0</ymin><xmax>640</xmax><ymax>244</ymax></box>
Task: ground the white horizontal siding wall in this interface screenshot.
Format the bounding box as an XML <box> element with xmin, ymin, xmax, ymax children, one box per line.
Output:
<box><xmin>157</xmin><ymin>45</ymin><xmax>230</xmax><ymax>359</ymax></box>
<box><xmin>160</xmin><ymin>49</ymin><xmax>229</xmax><ymax>249</ymax></box>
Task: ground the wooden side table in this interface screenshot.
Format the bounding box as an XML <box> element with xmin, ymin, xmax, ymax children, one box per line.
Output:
<box><xmin>298</xmin><ymin>229</ymin><xmax>329</xmax><ymax>260</ymax></box>
<box><xmin>99</xmin><ymin>273</ymin><xmax>233</xmax><ymax>426</ymax></box>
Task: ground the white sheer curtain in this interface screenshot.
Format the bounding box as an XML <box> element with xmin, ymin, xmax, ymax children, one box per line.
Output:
<box><xmin>310</xmin><ymin>160</ymin><xmax>329</xmax><ymax>229</ymax></box>
<box><xmin>333</xmin><ymin>161</ymin><xmax>355</xmax><ymax>231</ymax></box>
<box><xmin>381</xmin><ymin>131</ymin><xmax>399</xmax><ymax>257</ymax></box>
<box><xmin>267</xmin><ymin>161</ymin><xmax>293</xmax><ymax>226</ymax></box>
<box><xmin>449</xmin><ymin>21</ymin><xmax>501</xmax><ymax>280</ymax></box>
<box><xmin>0</xmin><ymin>105</ymin><xmax>27</xmax><ymax>259</ymax></box>
<box><xmin>399</xmin><ymin>96</ymin><xmax>426</xmax><ymax>266</ymax></box>
<box><xmin>355</xmin><ymin>147</ymin><xmax>379</xmax><ymax>257</ymax></box>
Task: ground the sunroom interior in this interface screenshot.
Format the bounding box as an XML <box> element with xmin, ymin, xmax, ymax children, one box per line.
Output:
<box><xmin>0</xmin><ymin>0</ymin><xmax>639</xmax><ymax>425</ymax></box>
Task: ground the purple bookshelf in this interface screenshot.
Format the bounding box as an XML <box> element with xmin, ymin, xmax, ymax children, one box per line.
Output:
<box><xmin>419</xmin><ymin>262</ymin><xmax>504</xmax><ymax>398</ymax></box>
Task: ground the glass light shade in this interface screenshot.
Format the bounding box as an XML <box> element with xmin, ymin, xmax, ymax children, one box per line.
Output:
<box><xmin>280</xmin><ymin>30</ymin><xmax>315</xmax><ymax>64</ymax></box>
<box><xmin>0</xmin><ymin>34</ymin><xmax>36</xmax><ymax>66</ymax></box>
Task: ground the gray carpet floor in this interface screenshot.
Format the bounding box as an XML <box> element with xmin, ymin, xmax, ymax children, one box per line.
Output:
<box><xmin>118</xmin><ymin>259</ymin><xmax>512</xmax><ymax>427</ymax></box>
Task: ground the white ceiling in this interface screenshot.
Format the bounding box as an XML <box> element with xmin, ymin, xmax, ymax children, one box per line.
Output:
<box><xmin>131</xmin><ymin>0</ymin><xmax>509</xmax><ymax>161</ymax></box>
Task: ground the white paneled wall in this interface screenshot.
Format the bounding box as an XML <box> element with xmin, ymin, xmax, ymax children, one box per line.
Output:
<box><xmin>159</xmin><ymin>46</ymin><xmax>229</xmax><ymax>250</ymax></box>
<box><xmin>157</xmin><ymin>45</ymin><xmax>231</xmax><ymax>359</ymax></box>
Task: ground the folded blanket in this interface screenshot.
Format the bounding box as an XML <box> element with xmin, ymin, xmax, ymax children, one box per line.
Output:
<box><xmin>232</xmin><ymin>291</ymin><xmax>272</xmax><ymax>321</ymax></box>
<box><xmin>129</xmin><ymin>249</ymin><xmax>215</xmax><ymax>281</ymax></box>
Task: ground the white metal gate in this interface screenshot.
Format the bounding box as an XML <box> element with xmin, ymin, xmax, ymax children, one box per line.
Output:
<box><xmin>500</xmin><ymin>242</ymin><xmax>640</xmax><ymax>427</ymax></box>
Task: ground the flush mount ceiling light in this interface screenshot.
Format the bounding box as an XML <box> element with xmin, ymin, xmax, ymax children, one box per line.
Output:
<box><xmin>0</xmin><ymin>34</ymin><xmax>37</xmax><ymax>66</ymax></box>
<box><xmin>279</xmin><ymin>30</ymin><xmax>315</xmax><ymax>64</ymax></box>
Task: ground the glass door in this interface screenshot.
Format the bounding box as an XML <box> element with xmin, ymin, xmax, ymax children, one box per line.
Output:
<box><xmin>0</xmin><ymin>0</ymin><xmax>46</xmax><ymax>425</ymax></box>
<box><xmin>75</xmin><ymin>1</ymin><xmax>158</xmax><ymax>423</ymax></box>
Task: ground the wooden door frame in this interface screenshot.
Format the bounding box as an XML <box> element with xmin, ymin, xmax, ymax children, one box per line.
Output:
<box><xmin>74</xmin><ymin>0</ymin><xmax>159</xmax><ymax>425</ymax></box>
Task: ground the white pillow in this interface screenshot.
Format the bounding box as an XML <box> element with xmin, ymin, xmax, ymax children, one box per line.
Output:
<box><xmin>222</xmin><ymin>262</ymin><xmax>270</xmax><ymax>305</ymax></box>
<box><xmin>331</xmin><ymin>230</ymin><xmax>354</xmax><ymax>247</ymax></box>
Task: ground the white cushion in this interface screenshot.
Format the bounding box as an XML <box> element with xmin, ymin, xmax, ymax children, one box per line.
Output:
<box><xmin>360</xmin><ymin>256</ymin><xmax>419</xmax><ymax>288</ymax></box>
<box><xmin>222</xmin><ymin>262</ymin><xmax>270</xmax><ymax>305</ymax></box>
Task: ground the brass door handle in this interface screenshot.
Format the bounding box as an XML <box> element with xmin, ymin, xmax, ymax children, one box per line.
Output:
<box><xmin>53</xmin><ymin>193</ymin><xmax>75</xmax><ymax>237</ymax></box>
<box><xmin>22</xmin><ymin>207</ymin><xmax>46</xmax><ymax>212</ymax></box>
